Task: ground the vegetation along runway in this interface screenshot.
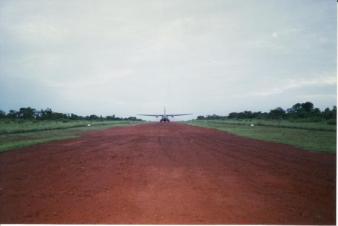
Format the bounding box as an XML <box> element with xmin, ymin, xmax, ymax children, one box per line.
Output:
<box><xmin>0</xmin><ymin>123</ymin><xmax>335</xmax><ymax>224</ymax></box>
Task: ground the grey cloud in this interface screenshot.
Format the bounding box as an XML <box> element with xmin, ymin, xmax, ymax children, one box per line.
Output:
<box><xmin>0</xmin><ymin>0</ymin><xmax>336</xmax><ymax>119</ymax></box>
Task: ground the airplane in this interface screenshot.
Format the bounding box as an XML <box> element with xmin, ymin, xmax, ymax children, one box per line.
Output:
<box><xmin>139</xmin><ymin>107</ymin><xmax>192</xmax><ymax>123</ymax></box>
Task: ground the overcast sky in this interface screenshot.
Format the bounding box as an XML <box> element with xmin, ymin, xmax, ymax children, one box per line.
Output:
<box><xmin>0</xmin><ymin>0</ymin><xmax>336</xmax><ymax>120</ymax></box>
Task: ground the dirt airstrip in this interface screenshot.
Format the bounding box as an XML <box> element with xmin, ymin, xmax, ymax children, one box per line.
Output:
<box><xmin>0</xmin><ymin>123</ymin><xmax>335</xmax><ymax>224</ymax></box>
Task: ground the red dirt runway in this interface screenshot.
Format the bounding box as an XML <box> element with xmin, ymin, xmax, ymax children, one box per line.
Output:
<box><xmin>0</xmin><ymin>123</ymin><xmax>335</xmax><ymax>224</ymax></box>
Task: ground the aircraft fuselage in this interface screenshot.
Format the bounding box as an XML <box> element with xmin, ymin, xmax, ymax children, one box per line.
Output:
<box><xmin>160</xmin><ymin>116</ymin><xmax>170</xmax><ymax>123</ymax></box>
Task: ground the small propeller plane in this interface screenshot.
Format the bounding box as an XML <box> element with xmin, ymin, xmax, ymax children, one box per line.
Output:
<box><xmin>139</xmin><ymin>107</ymin><xmax>191</xmax><ymax>122</ymax></box>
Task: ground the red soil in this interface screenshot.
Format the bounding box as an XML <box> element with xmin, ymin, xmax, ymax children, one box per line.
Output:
<box><xmin>0</xmin><ymin>123</ymin><xmax>335</xmax><ymax>224</ymax></box>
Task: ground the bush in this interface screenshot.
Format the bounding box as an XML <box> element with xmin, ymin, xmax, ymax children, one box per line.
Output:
<box><xmin>327</xmin><ymin>119</ymin><xmax>336</xmax><ymax>125</ymax></box>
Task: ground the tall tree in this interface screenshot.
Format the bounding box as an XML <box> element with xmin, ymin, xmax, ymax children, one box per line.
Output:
<box><xmin>269</xmin><ymin>107</ymin><xmax>286</xmax><ymax>119</ymax></box>
<box><xmin>18</xmin><ymin>107</ymin><xmax>36</xmax><ymax>119</ymax></box>
<box><xmin>0</xmin><ymin>110</ymin><xmax>6</xmax><ymax>119</ymax></box>
<box><xmin>301</xmin><ymin>102</ymin><xmax>314</xmax><ymax>112</ymax></box>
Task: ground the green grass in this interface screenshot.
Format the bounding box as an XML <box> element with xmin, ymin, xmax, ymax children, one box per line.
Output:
<box><xmin>186</xmin><ymin>119</ymin><xmax>336</xmax><ymax>153</ymax></box>
<box><xmin>191</xmin><ymin>119</ymin><xmax>336</xmax><ymax>131</ymax></box>
<box><xmin>0</xmin><ymin>120</ymin><xmax>142</xmax><ymax>153</ymax></box>
<box><xmin>0</xmin><ymin>120</ymin><xmax>137</xmax><ymax>134</ymax></box>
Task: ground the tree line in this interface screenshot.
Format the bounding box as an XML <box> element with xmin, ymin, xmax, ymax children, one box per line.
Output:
<box><xmin>0</xmin><ymin>107</ymin><xmax>142</xmax><ymax>121</ymax></box>
<box><xmin>197</xmin><ymin>102</ymin><xmax>336</xmax><ymax>123</ymax></box>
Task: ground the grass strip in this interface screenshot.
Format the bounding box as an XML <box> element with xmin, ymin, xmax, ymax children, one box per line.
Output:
<box><xmin>0</xmin><ymin>120</ymin><xmax>135</xmax><ymax>134</ymax></box>
<box><xmin>0</xmin><ymin>120</ymin><xmax>142</xmax><ymax>153</ymax></box>
<box><xmin>186</xmin><ymin>120</ymin><xmax>336</xmax><ymax>153</ymax></box>
<box><xmin>0</xmin><ymin>136</ymin><xmax>78</xmax><ymax>152</ymax></box>
<box><xmin>195</xmin><ymin>119</ymin><xmax>336</xmax><ymax>131</ymax></box>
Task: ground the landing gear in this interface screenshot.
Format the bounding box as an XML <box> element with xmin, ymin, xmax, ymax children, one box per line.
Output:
<box><xmin>160</xmin><ymin>118</ymin><xmax>170</xmax><ymax>123</ymax></box>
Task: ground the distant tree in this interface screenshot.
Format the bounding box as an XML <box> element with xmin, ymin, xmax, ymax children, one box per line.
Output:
<box><xmin>69</xmin><ymin>113</ymin><xmax>81</xmax><ymax>120</ymax></box>
<box><xmin>332</xmin><ymin>106</ymin><xmax>337</xmax><ymax>124</ymax></box>
<box><xmin>7</xmin><ymin>110</ymin><xmax>18</xmax><ymax>119</ymax></box>
<box><xmin>228</xmin><ymin>112</ymin><xmax>238</xmax><ymax>119</ymax></box>
<box><xmin>88</xmin><ymin>114</ymin><xmax>99</xmax><ymax>120</ymax></box>
<box><xmin>205</xmin><ymin>114</ymin><xmax>226</xmax><ymax>120</ymax></box>
<box><xmin>106</xmin><ymin>115</ymin><xmax>116</xmax><ymax>120</ymax></box>
<box><xmin>301</xmin><ymin>102</ymin><xmax>314</xmax><ymax>112</ymax></box>
<box><xmin>199</xmin><ymin>102</ymin><xmax>334</xmax><ymax>122</ymax></box>
<box><xmin>0</xmin><ymin>107</ymin><xmax>146</xmax><ymax>121</ymax></box>
<box><xmin>18</xmin><ymin>107</ymin><xmax>36</xmax><ymax>119</ymax></box>
<box><xmin>252</xmin><ymin>111</ymin><xmax>262</xmax><ymax>119</ymax></box>
<box><xmin>243</xmin><ymin>111</ymin><xmax>254</xmax><ymax>119</ymax></box>
<box><xmin>292</xmin><ymin>103</ymin><xmax>302</xmax><ymax>112</ymax></box>
<box><xmin>52</xmin><ymin>112</ymin><xmax>67</xmax><ymax>120</ymax></box>
<box><xmin>287</xmin><ymin>102</ymin><xmax>315</xmax><ymax>118</ymax></box>
<box><xmin>322</xmin><ymin>106</ymin><xmax>336</xmax><ymax>120</ymax></box>
<box><xmin>268</xmin><ymin>107</ymin><xmax>286</xmax><ymax>119</ymax></box>
<box><xmin>310</xmin><ymin>108</ymin><xmax>321</xmax><ymax>118</ymax></box>
<box><xmin>255</xmin><ymin>111</ymin><xmax>269</xmax><ymax>119</ymax></box>
<box><xmin>40</xmin><ymin>108</ymin><xmax>53</xmax><ymax>120</ymax></box>
<box><xmin>323</xmin><ymin>107</ymin><xmax>331</xmax><ymax>119</ymax></box>
<box><xmin>0</xmin><ymin>110</ymin><xmax>6</xmax><ymax>119</ymax></box>
<box><xmin>127</xmin><ymin>116</ymin><xmax>139</xmax><ymax>121</ymax></box>
<box><xmin>197</xmin><ymin>115</ymin><xmax>205</xmax><ymax>120</ymax></box>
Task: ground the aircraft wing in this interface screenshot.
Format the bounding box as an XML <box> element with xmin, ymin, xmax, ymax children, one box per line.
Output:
<box><xmin>138</xmin><ymin>114</ymin><xmax>164</xmax><ymax>117</ymax></box>
<box><xmin>167</xmin><ymin>114</ymin><xmax>192</xmax><ymax>117</ymax></box>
